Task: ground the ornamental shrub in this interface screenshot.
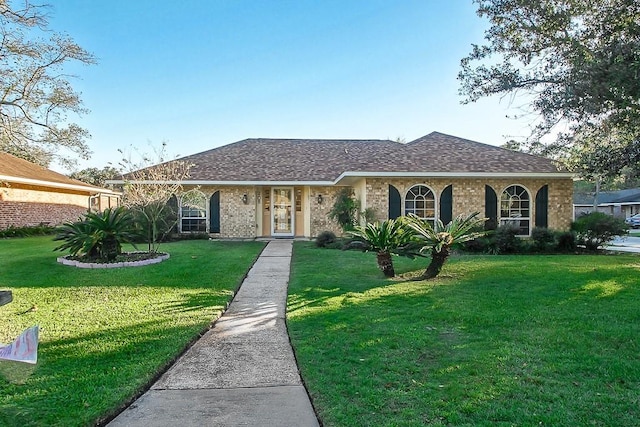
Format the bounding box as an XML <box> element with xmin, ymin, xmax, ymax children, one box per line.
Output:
<box><xmin>493</xmin><ymin>225</ymin><xmax>522</xmax><ymax>254</ymax></box>
<box><xmin>315</xmin><ymin>230</ymin><xmax>337</xmax><ymax>248</ymax></box>
<box><xmin>531</xmin><ymin>227</ymin><xmax>556</xmax><ymax>252</ymax></box>
<box><xmin>571</xmin><ymin>212</ymin><xmax>628</xmax><ymax>251</ymax></box>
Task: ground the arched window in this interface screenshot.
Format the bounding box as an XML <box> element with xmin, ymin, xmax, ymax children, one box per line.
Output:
<box><xmin>500</xmin><ymin>185</ymin><xmax>530</xmax><ymax>235</ymax></box>
<box><xmin>180</xmin><ymin>190</ymin><xmax>208</xmax><ymax>233</ymax></box>
<box><xmin>405</xmin><ymin>185</ymin><xmax>436</xmax><ymax>222</ymax></box>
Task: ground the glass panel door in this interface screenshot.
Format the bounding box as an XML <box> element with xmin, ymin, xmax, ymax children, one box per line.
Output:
<box><xmin>272</xmin><ymin>188</ymin><xmax>293</xmax><ymax>236</ymax></box>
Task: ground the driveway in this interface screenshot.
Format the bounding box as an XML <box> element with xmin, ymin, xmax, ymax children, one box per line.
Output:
<box><xmin>605</xmin><ymin>236</ymin><xmax>640</xmax><ymax>253</ymax></box>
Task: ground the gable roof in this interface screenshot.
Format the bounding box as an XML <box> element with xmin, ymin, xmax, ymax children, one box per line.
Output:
<box><xmin>0</xmin><ymin>152</ymin><xmax>118</xmax><ymax>194</ymax></box>
<box><xmin>574</xmin><ymin>188</ymin><xmax>640</xmax><ymax>205</ymax></box>
<box><xmin>126</xmin><ymin>131</ymin><xmax>571</xmax><ymax>185</ymax></box>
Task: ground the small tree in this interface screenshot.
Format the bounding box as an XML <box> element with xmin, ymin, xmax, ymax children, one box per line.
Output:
<box><xmin>119</xmin><ymin>143</ymin><xmax>193</xmax><ymax>253</ymax></box>
<box><xmin>347</xmin><ymin>218</ymin><xmax>415</xmax><ymax>278</ymax></box>
<box><xmin>406</xmin><ymin>213</ymin><xmax>486</xmax><ymax>280</ymax></box>
<box><xmin>571</xmin><ymin>212</ymin><xmax>628</xmax><ymax>251</ymax></box>
<box><xmin>0</xmin><ymin>1</ymin><xmax>96</xmax><ymax>168</ymax></box>
<box><xmin>328</xmin><ymin>187</ymin><xmax>359</xmax><ymax>232</ymax></box>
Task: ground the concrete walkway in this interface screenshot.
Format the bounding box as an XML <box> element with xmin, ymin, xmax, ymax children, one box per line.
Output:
<box><xmin>108</xmin><ymin>240</ymin><xmax>319</xmax><ymax>427</ymax></box>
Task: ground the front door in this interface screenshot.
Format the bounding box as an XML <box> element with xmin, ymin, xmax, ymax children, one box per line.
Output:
<box><xmin>272</xmin><ymin>187</ymin><xmax>294</xmax><ymax>237</ymax></box>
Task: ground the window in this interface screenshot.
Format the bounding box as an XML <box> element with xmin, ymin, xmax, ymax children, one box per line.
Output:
<box><xmin>500</xmin><ymin>185</ymin><xmax>530</xmax><ymax>235</ymax></box>
<box><xmin>180</xmin><ymin>190</ymin><xmax>207</xmax><ymax>233</ymax></box>
<box><xmin>405</xmin><ymin>185</ymin><xmax>436</xmax><ymax>222</ymax></box>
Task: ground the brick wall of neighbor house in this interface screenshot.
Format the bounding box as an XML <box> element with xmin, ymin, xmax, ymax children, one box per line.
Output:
<box><xmin>309</xmin><ymin>186</ymin><xmax>343</xmax><ymax>237</ymax></box>
<box><xmin>0</xmin><ymin>183</ymin><xmax>90</xmax><ymax>229</ymax></box>
<box><xmin>365</xmin><ymin>177</ymin><xmax>574</xmax><ymax>231</ymax></box>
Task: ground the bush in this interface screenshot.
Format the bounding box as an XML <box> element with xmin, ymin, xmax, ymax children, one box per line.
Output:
<box><xmin>531</xmin><ymin>227</ymin><xmax>556</xmax><ymax>252</ymax></box>
<box><xmin>328</xmin><ymin>188</ymin><xmax>359</xmax><ymax>232</ymax></box>
<box><xmin>571</xmin><ymin>212</ymin><xmax>628</xmax><ymax>251</ymax></box>
<box><xmin>0</xmin><ymin>223</ymin><xmax>55</xmax><ymax>238</ymax></box>
<box><xmin>493</xmin><ymin>225</ymin><xmax>522</xmax><ymax>254</ymax></box>
<box><xmin>315</xmin><ymin>230</ymin><xmax>337</xmax><ymax>248</ymax></box>
<box><xmin>556</xmin><ymin>230</ymin><xmax>577</xmax><ymax>252</ymax></box>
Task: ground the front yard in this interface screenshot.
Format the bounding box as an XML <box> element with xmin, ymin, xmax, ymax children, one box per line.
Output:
<box><xmin>0</xmin><ymin>237</ymin><xmax>264</xmax><ymax>426</ymax></box>
<box><xmin>287</xmin><ymin>243</ymin><xmax>640</xmax><ymax>426</ymax></box>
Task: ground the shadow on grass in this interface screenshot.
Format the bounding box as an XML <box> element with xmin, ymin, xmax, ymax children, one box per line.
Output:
<box><xmin>287</xmin><ymin>245</ymin><xmax>640</xmax><ymax>426</ymax></box>
<box><xmin>0</xmin><ymin>318</ymin><xmax>215</xmax><ymax>427</ymax></box>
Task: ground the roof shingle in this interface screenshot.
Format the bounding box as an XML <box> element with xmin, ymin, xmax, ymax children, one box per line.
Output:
<box><xmin>141</xmin><ymin>131</ymin><xmax>567</xmax><ymax>182</ymax></box>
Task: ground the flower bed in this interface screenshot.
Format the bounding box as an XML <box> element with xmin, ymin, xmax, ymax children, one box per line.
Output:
<box><xmin>57</xmin><ymin>252</ymin><xmax>170</xmax><ymax>268</ymax></box>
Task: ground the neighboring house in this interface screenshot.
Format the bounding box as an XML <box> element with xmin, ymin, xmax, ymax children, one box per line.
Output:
<box><xmin>573</xmin><ymin>188</ymin><xmax>640</xmax><ymax>219</ymax></box>
<box><xmin>118</xmin><ymin>131</ymin><xmax>574</xmax><ymax>239</ymax></box>
<box><xmin>0</xmin><ymin>152</ymin><xmax>120</xmax><ymax>229</ymax></box>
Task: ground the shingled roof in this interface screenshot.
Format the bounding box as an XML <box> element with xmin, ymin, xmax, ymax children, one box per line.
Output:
<box><xmin>133</xmin><ymin>131</ymin><xmax>569</xmax><ymax>183</ymax></box>
<box><xmin>0</xmin><ymin>151</ymin><xmax>117</xmax><ymax>193</ymax></box>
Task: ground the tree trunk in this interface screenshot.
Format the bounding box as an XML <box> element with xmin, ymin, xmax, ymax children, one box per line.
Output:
<box><xmin>420</xmin><ymin>247</ymin><xmax>450</xmax><ymax>280</ymax></box>
<box><xmin>376</xmin><ymin>251</ymin><xmax>395</xmax><ymax>278</ymax></box>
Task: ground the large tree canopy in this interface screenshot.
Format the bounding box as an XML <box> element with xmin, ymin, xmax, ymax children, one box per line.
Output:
<box><xmin>0</xmin><ymin>0</ymin><xmax>95</xmax><ymax>167</ymax></box>
<box><xmin>459</xmin><ymin>0</ymin><xmax>640</xmax><ymax>159</ymax></box>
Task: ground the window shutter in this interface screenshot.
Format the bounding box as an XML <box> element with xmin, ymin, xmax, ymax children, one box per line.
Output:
<box><xmin>210</xmin><ymin>191</ymin><xmax>220</xmax><ymax>233</ymax></box>
<box><xmin>388</xmin><ymin>185</ymin><xmax>401</xmax><ymax>219</ymax></box>
<box><xmin>535</xmin><ymin>185</ymin><xmax>549</xmax><ymax>228</ymax></box>
<box><xmin>485</xmin><ymin>185</ymin><xmax>497</xmax><ymax>230</ymax></box>
<box><xmin>440</xmin><ymin>185</ymin><xmax>453</xmax><ymax>224</ymax></box>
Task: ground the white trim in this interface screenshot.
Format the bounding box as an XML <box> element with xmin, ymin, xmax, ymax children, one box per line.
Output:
<box><xmin>335</xmin><ymin>171</ymin><xmax>574</xmax><ymax>181</ymax></box>
<box><xmin>2</xmin><ymin>175</ymin><xmax>121</xmax><ymax>195</ymax></box>
<box><xmin>107</xmin><ymin>179</ymin><xmax>335</xmax><ymax>186</ymax></box>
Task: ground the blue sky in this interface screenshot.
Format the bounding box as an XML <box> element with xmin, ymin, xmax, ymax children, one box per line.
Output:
<box><xmin>47</xmin><ymin>1</ymin><xmax>533</xmax><ymax>173</ymax></box>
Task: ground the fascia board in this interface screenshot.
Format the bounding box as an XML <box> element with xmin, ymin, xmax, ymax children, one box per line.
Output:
<box><xmin>1</xmin><ymin>175</ymin><xmax>121</xmax><ymax>195</ymax></box>
<box><xmin>107</xmin><ymin>180</ymin><xmax>336</xmax><ymax>186</ymax></box>
<box><xmin>334</xmin><ymin>171</ymin><xmax>575</xmax><ymax>182</ymax></box>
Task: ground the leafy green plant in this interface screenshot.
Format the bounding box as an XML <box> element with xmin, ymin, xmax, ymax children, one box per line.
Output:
<box><xmin>405</xmin><ymin>212</ymin><xmax>486</xmax><ymax>279</ymax></box>
<box><xmin>315</xmin><ymin>230</ymin><xmax>337</xmax><ymax>248</ymax></box>
<box><xmin>53</xmin><ymin>207</ymin><xmax>140</xmax><ymax>261</ymax></box>
<box><xmin>493</xmin><ymin>224</ymin><xmax>522</xmax><ymax>254</ymax></box>
<box><xmin>571</xmin><ymin>212</ymin><xmax>628</xmax><ymax>251</ymax></box>
<box><xmin>328</xmin><ymin>187</ymin><xmax>360</xmax><ymax>232</ymax></box>
<box><xmin>531</xmin><ymin>227</ymin><xmax>556</xmax><ymax>252</ymax></box>
<box><xmin>0</xmin><ymin>224</ymin><xmax>55</xmax><ymax>238</ymax></box>
<box><xmin>347</xmin><ymin>218</ymin><xmax>415</xmax><ymax>277</ymax></box>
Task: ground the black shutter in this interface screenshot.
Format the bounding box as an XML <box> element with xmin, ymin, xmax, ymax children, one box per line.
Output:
<box><xmin>485</xmin><ymin>185</ymin><xmax>498</xmax><ymax>230</ymax></box>
<box><xmin>388</xmin><ymin>185</ymin><xmax>401</xmax><ymax>219</ymax></box>
<box><xmin>440</xmin><ymin>185</ymin><xmax>453</xmax><ymax>224</ymax></box>
<box><xmin>210</xmin><ymin>191</ymin><xmax>220</xmax><ymax>233</ymax></box>
<box><xmin>535</xmin><ymin>185</ymin><xmax>549</xmax><ymax>228</ymax></box>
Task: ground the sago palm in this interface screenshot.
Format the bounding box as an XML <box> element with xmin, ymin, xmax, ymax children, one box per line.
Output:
<box><xmin>347</xmin><ymin>218</ymin><xmax>415</xmax><ymax>277</ymax></box>
<box><xmin>406</xmin><ymin>212</ymin><xmax>486</xmax><ymax>279</ymax></box>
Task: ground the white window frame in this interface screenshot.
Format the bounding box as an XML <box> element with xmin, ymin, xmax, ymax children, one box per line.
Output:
<box><xmin>179</xmin><ymin>189</ymin><xmax>208</xmax><ymax>233</ymax></box>
<box><xmin>404</xmin><ymin>184</ymin><xmax>437</xmax><ymax>223</ymax></box>
<box><xmin>500</xmin><ymin>184</ymin><xmax>531</xmax><ymax>236</ymax></box>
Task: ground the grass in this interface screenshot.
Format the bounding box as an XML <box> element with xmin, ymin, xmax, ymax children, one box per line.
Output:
<box><xmin>287</xmin><ymin>243</ymin><xmax>640</xmax><ymax>426</ymax></box>
<box><xmin>0</xmin><ymin>236</ymin><xmax>265</xmax><ymax>427</ymax></box>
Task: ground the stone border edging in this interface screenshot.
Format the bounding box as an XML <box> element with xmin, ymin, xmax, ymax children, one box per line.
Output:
<box><xmin>57</xmin><ymin>253</ymin><xmax>170</xmax><ymax>269</ymax></box>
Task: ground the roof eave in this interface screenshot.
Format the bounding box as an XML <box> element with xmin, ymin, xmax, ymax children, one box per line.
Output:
<box><xmin>334</xmin><ymin>171</ymin><xmax>575</xmax><ymax>185</ymax></box>
<box><xmin>2</xmin><ymin>175</ymin><xmax>121</xmax><ymax>195</ymax></box>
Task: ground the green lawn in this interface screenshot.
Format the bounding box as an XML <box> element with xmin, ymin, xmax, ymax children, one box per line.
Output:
<box><xmin>0</xmin><ymin>237</ymin><xmax>264</xmax><ymax>427</ymax></box>
<box><xmin>288</xmin><ymin>243</ymin><xmax>640</xmax><ymax>427</ymax></box>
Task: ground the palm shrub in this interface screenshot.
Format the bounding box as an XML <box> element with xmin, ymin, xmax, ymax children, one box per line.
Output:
<box><xmin>405</xmin><ymin>212</ymin><xmax>486</xmax><ymax>280</ymax></box>
<box><xmin>347</xmin><ymin>218</ymin><xmax>415</xmax><ymax>277</ymax></box>
<box><xmin>54</xmin><ymin>207</ymin><xmax>140</xmax><ymax>261</ymax></box>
